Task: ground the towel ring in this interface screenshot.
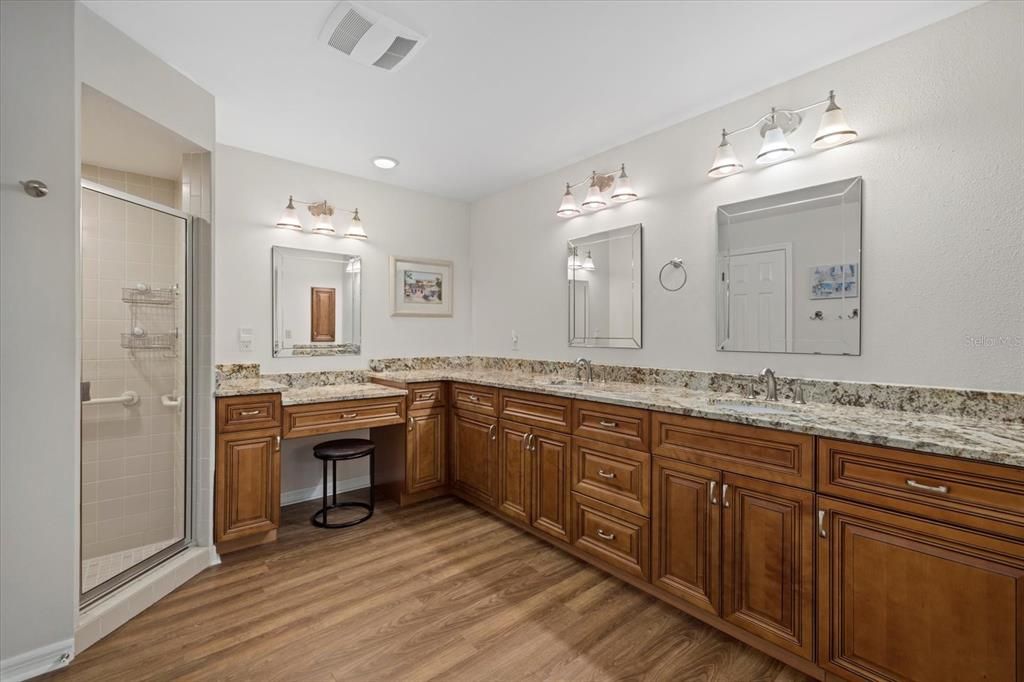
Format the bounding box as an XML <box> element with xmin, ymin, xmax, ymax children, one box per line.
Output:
<box><xmin>659</xmin><ymin>258</ymin><xmax>688</xmax><ymax>292</ymax></box>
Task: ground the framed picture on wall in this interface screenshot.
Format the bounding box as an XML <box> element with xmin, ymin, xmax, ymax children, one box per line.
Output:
<box><xmin>389</xmin><ymin>256</ymin><xmax>454</xmax><ymax>317</ymax></box>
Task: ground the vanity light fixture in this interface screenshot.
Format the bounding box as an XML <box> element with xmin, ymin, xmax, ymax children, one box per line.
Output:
<box><xmin>707</xmin><ymin>90</ymin><xmax>858</xmax><ymax>178</ymax></box>
<box><xmin>581</xmin><ymin>250</ymin><xmax>596</xmax><ymax>271</ymax></box>
<box><xmin>274</xmin><ymin>196</ymin><xmax>368</xmax><ymax>240</ymax></box>
<box><xmin>556</xmin><ymin>164</ymin><xmax>638</xmax><ymax>218</ymax></box>
<box><xmin>568</xmin><ymin>249</ymin><xmax>584</xmax><ymax>270</ymax></box>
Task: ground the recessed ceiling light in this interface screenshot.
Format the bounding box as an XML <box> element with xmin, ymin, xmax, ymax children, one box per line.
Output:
<box><xmin>373</xmin><ymin>157</ymin><xmax>399</xmax><ymax>170</ymax></box>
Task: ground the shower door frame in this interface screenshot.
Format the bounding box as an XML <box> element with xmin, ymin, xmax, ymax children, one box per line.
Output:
<box><xmin>80</xmin><ymin>179</ymin><xmax>197</xmax><ymax>608</ymax></box>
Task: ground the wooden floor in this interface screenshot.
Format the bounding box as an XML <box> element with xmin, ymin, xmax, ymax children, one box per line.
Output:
<box><xmin>50</xmin><ymin>496</ymin><xmax>811</xmax><ymax>681</ymax></box>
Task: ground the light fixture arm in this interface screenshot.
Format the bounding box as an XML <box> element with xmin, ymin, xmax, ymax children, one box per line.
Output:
<box><xmin>288</xmin><ymin>196</ymin><xmax>359</xmax><ymax>216</ymax></box>
<box><xmin>565</xmin><ymin>166</ymin><xmax>626</xmax><ymax>191</ymax></box>
<box><xmin>721</xmin><ymin>95</ymin><xmax>832</xmax><ymax>139</ymax></box>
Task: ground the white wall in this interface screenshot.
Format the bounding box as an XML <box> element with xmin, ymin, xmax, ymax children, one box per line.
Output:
<box><xmin>214</xmin><ymin>144</ymin><xmax>472</xmax><ymax>372</ymax></box>
<box><xmin>469</xmin><ymin>1</ymin><xmax>1024</xmax><ymax>392</ymax></box>
<box><xmin>0</xmin><ymin>0</ymin><xmax>79</xmax><ymax>674</ymax></box>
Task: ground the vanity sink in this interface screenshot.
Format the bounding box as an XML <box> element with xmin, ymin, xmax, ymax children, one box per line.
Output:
<box><xmin>706</xmin><ymin>399</ymin><xmax>800</xmax><ymax>415</ymax></box>
<box><xmin>537</xmin><ymin>378</ymin><xmax>587</xmax><ymax>387</ymax></box>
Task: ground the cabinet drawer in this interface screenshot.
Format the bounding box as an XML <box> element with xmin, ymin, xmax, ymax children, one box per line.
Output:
<box><xmin>572</xmin><ymin>493</ymin><xmax>650</xmax><ymax>580</ymax></box>
<box><xmin>282</xmin><ymin>396</ymin><xmax>405</xmax><ymax>439</ymax></box>
<box><xmin>573</xmin><ymin>400</ymin><xmax>650</xmax><ymax>450</ymax></box>
<box><xmin>217</xmin><ymin>394</ymin><xmax>282</xmax><ymax>433</ymax></box>
<box><xmin>571</xmin><ymin>437</ymin><xmax>650</xmax><ymax>516</ymax></box>
<box><xmin>818</xmin><ymin>438</ymin><xmax>1024</xmax><ymax>539</ymax></box>
<box><xmin>452</xmin><ymin>383</ymin><xmax>498</xmax><ymax>416</ymax></box>
<box><xmin>500</xmin><ymin>389</ymin><xmax>571</xmax><ymax>433</ymax></box>
<box><xmin>409</xmin><ymin>382</ymin><xmax>446</xmax><ymax>410</ymax></box>
<box><xmin>653</xmin><ymin>413</ymin><xmax>814</xmax><ymax>489</ymax></box>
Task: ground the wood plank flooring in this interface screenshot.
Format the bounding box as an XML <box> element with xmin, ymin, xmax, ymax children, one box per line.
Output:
<box><xmin>49</xmin><ymin>496</ymin><xmax>811</xmax><ymax>681</ymax></box>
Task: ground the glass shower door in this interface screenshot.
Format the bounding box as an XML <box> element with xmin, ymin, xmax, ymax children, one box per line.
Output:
<box><xmin>80</xmin><ymin>180</ymin><xmax>192</xmax><ymax>604</ymax></box>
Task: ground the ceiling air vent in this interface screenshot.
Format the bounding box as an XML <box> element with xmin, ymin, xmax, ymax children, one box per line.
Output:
<box><xmin>319</xmin><ymin>2</ymin><xmax>425</xmax><ymax>72</ymax></box>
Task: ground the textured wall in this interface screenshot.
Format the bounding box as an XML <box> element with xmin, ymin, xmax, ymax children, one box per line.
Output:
<box><xmin>469</xmin><ymin>1</ymin><xmax>1024</xmax><ymax>392</ymax></box>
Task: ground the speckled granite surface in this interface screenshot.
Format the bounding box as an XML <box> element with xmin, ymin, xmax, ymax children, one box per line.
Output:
<box><xmin>215</xmin><ymin>377</ymin><xmax>288</xmax><ymax>397</ymax></box>
<box><xmin>278</xmin><ymin>383</ymin><xmax>407</xmax><ymax>406</ymax></box>
<box><xmin>366</xmin><ymin>369</ymin><xmax>1024</xmax><ymax>467</ymax></box>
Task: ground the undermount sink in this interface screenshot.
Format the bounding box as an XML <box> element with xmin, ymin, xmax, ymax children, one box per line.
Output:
<box><xmin>538</xmin><ymin>378</ymin><xmax>587</xmax><ymax>387</ymax></box>
<box><xmin>706</xmin><ymin>398</ymin><xmax>799</xmax><ymax>415</ymax></box>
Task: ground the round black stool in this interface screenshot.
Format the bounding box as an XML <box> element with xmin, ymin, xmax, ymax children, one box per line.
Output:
<box><xmin>311</xmin><ymin>438</ymin><xmax>375</xmax><ymax>528</ymax></box>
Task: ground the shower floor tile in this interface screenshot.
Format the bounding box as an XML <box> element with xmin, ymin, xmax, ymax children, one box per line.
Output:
<box><xmin>82</xmin><ymin>539</ymin><xmax>177</xmax><ymax>593</ymax></box>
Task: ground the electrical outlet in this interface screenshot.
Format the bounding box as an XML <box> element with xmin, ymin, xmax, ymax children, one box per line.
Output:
<box><xmin>511</xmin><ymin>330</ymin><xmax>519</xmax><ymax>351</ymax></box>
<box><xmin>238</xmin><ymin>327</ymin><xmax>254</xmax><ymax>352</ymax></box>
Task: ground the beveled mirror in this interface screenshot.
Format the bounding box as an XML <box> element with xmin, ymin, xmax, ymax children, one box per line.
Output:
<box><xmin>716</xmin><ymin>177</ymin><xmax>861</xmax><ymax>355</ymax></box>
<box><xmin>568</xmin><ymin>224</ymin><xmax>642</xmax><ymax>348</ymax></box>
<box><xmin>272</xmin><ymin>246</ymin><xmax>361</xmax><ymax>357</ymax></box>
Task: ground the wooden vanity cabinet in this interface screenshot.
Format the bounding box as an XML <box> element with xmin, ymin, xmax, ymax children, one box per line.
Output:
<box><xmin>405</xmin><ymin>407</ymin><xmax>447</xmax><ymax>495</ymax></box>
<box><xmin>497</xmin><ymin>418</ymin><xmax>571</xmax><ymax>543</ymax></box>
<box><xmin>451</xmin><ymin>408</ymin><xmax>499</xmax><ymax>508</ymax></box>
<box><xmin>817</xmin><ymin>496</ymin><xmax>1024</xmax><ymax>682</ymax></box>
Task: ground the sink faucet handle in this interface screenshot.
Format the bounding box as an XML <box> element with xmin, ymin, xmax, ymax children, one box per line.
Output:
<box><xmin>792</xmin><ymin>383</ymin><xmax>806</xmax><ymax>405</ymax></box>
<box><xmin>746</xmin><ymin>380</ymin><xmax>757</xmax><ymax>399</ymax></box>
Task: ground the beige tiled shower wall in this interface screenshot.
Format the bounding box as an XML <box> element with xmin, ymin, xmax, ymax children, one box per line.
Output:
<box><xmin>81</xmin><ymin>165</ymin><xmax>186</xmax><ymax>560</ymax></box>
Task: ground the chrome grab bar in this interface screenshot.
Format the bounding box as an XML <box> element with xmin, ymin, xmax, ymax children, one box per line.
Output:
<box><xmin>82</xmin><ymin>390</ymin><xmax>138</xmax><ymax>407</ymax></box>
<box><xmin>161</xmin><ymin>394</ymin><xmax>182</xmax><ymax>408</ymax></box>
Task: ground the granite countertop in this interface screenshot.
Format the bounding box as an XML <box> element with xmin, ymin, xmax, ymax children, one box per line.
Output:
<box><xmin>279</xmin><ymin>383</ymin><xmax>408</xmax><ymax>406</ymax></box>
<box><xmin>367</xmin><ymin>369</ymin><xmax>1024</xmax><ymax>468</ymax></box>
<box><xmin>216</xmin><ymin>377</ymin><xmax>289</xmax><ymax>397</ymax></box>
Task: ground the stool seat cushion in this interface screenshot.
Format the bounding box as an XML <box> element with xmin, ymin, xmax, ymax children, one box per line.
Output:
<box><xmin>314</xmin><ymin>437</ymin><xmax>375</xmax><ymax>460</ymax></box>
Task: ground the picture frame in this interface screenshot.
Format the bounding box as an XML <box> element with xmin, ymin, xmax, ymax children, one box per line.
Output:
<box><xmin>389</xmin><ymin>256</ymin><xmax>454</xmax><ymax>317</ymax></box>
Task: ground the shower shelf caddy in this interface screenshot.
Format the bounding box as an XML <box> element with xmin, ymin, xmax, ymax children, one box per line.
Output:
<box><xmin>120</xmin><ymin>332</ymin><xmax>176</xmax><ymax>350</ymax></box>
<box><xmin>121</xmin><ymin>286</ymin><xmax>177</xmax><ymax>306</ymax></box>
<box><xmin>122</xmin><ymin>283</ymin><xmax>179</xmax><ymax>355</ymax></box>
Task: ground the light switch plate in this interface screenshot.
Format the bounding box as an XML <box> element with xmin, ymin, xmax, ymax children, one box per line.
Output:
<box><xmin>238</xmin><ymin>327</ymin><xmax>254</xmax><ymax>352</ymax></box>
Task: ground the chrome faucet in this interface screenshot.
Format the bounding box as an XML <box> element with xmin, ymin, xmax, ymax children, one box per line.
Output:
<box><xmin>760</xmin><ymin>367</ymin><xmax>778</xmax><ymax>401</ymax></box>
<box><xmin>575</xmin><ymin>357</ymin><xmax>594</xmax><ymax>384</ymax></box>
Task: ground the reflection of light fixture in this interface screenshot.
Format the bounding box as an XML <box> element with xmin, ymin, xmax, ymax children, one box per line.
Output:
<box><xmin>373</xmin><ymin>156</ymin><xmax>399</xmax><ymax>169</ymax></box>
<box><xmin>581</xmin><ymin>173</ymin><xmax>607</xmax><ymax>211</ymax></box>
<box><xmin>343</xmin><ymin>209</ymin><xmax>367</xmax><ymax>240</ymax></box>
<box><xmin>556</xmin><ymin>184</ymin><xmax>581</xmax><ymax>218</ymax></box>
<box><xmin>274</xmin><ymin>197</ymin><xmax>368</xmax><ymax>239</ymax></box>
<box><xmin>708</xmin><ymin>130</ymin><xmax>743</xmax><ymax>178</ymax></box>
<box><xmin>581</xmin><ymin>250</ymin><xmax>596</xmax><ymax>271</ymax></box>
<box><xmin>812</xmin><ymin>90</ymin><xmax>858</xmax><ymax>149</ymax></box>
<box><xmin>567</xmin><ymin>248</ymin><xmax>583</xmax><ymax>270</ymax></box>
<box><xmin>756</xmin><ymin>110</ymin><xmax>796</xmax><ymax>165</ymax></box>
<box><xmin>276</xmin><ymin>196</ymin><xmax>303</xmax><ymax>230</ymax></box>
<box><xmin>707</xmin><ymin>90</ymin><xmax>858</xmax><ymax>178</ymax></box>
<box><xmin>556</xmin><ymin>164</ymin><xmax>638</xmax><ymax>218</ymax></box>
<box><xmin>610</xmin><ymin>165</ymin><xmax>637</xmax><ymax>203</ymax></box>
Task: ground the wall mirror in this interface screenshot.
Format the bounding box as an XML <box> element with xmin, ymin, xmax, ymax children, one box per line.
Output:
<box><xmin>717</xmin><ymin>177</ymin><xmax>861</xmax><ymax>355</ymax></box>
<box><xmin>568</xmin><ymin>223</ymin><xmax>642</xmax><ymax>348</ymax></box>
<box><xmin>272</xmin><ymin>246</ymin><xmax>361</xmax><ymax>357</ymax></box>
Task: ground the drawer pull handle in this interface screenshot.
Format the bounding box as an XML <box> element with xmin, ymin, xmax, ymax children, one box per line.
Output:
<box><xmin>597</xmin><ymin>469</ymin><xmax>616</xmax><ymax>479</ymax></box>
<box><xmin>408</xmin><ymin>417</ymin><xmax>414</xmax><ymax>431</ymax></box>
<box><xmin>906</xmin><ymin>479</ymin><xmax>949</xmax><ymax>494</ymax></box>
<box><xmin>721</xmin><ymin>483</ymin><xmax>730</xmax><ymax>508</ymax></box>
<box><xmin>468</xmin><ymin>395</ymin><xmax>479</xmax><ymax>402</ymax></box>
<box><xmin>489</xmin><ymin>424</ymin><xmax>497</xmax><ymax>441</ymax></box>
<box><xmin>709</xmin><ymin>481</ymin><xmax>718</xmax><ymax>505</ymax></box>
<box><xmin>817</xmin><ymin>509</ymin><xmax>827</xmax><ymax>538</ymax></box>
<box><xmin>528</xmin><ymin>434</ymin><xmax>536</xmax><ymax>452</ymax></box>
<box><xmin>598</xmin><ymin>420</ymin><xmax>618</xmax><ymax>428</ymax></box>
<box><xmin>239</xmin><ymin>409</ymin><xmax>261</xmax><ymax>416</ymax></box>
<box><xmin>522</xmin><ymin>432</ymin><xmax>530</xmax><ymax>450</ymax></box>
<box><xmin>596</xmin><ymin>529</ymin><xmax>615</xmax><ymax>541</ymax></box>
<box><xmin>342</xmin><ymin>412</ymin><xmax>358</xmax><ymax>419</ymax></box>
<box><xmin>275</xmin><ymin>435</ymin><xmax>281</xmax><ymax>451</ymax></box>
<box><xmin>421</xmin><ymin>393</ymin><xmax>435</xmax><ymax>400</ymax></box>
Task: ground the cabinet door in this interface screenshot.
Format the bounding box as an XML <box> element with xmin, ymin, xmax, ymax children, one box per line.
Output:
<box><xmin>498</xmin><ymin>420</ymin><xmax>531</xmax><ymax>523</ymax></box>
<box><xmin>819</xmin><ymin>496</ymin><xmax>1024</xmax><ymax>682</ymax></box>
<box><xmin>215</xmin><ymin>428</ymin><xmax>280</xmax><ymax>543</ymax></box>
<box><xmin>406</xmin><ymin>408</ymin><xmax>446</xmax><ymax>495</ymax></box>
<box><xmin>451</xmin><ymin>409</ymin><xmax>498</xmax><ymax>507</ymax></box>
<box><xmin>530</xmin><ymin>427</ymin><xmax>571</xmax><ymax>543</ymax></box>
<box><xmin>721</xmin><ymin>473</ymin><xmax>814</xmax><ymax>660</ymax></box>
<box><xmin>651</xmin><ymin>457</ymin><xmax>721</xmax><ymax>615</ymax></box>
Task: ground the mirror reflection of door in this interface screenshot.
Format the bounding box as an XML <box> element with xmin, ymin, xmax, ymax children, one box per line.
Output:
<box><xmin>725</xmin><ymin>247</ymin><xmax>789</xmax><ymax>352</ymax></box>
<box><xmin>310</xmin><ymin>287</ymin><xmax>336</xmax><ymax>342</ymax></box>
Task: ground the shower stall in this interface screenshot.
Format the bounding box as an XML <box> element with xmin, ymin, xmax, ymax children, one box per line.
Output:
<box><xmin>79</xmin><ymin>177</ymin><xmax>195</xmax><ymax>605</ymax></box>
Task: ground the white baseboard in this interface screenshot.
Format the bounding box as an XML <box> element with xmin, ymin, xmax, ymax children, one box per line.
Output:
<box><xmin>281</xmin><ymin>475</ymin><xmax>370</xmax><ymax>507</ymax></box>
<box><xmin>0</xmin><ymin>638</ymin><xmax>74</xmax><ymax>682</ymax></box>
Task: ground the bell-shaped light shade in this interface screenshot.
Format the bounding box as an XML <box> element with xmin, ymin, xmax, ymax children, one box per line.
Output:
<box><xmin>756</xmin><ymin>125</ymin><xmax>796</xmax><ymax>165</ymax></box>
<box><xmin>708</xmin><ymin>131</ymin><xmax>743</xmax><ymax>178</ymax></box>
<box><xmin>812</xmin><ymin>93</ymin><xmax>858</xmax><ymax>149</ymax></box>
<box><xmin>276</xmin><ymin>196</ymin><xmax>303</xmax><ymax>230</ymax></box>
<box><xmin>311</xmin><ymin>212</ymin><xmax>335</xmax><ymax>235</ymax></box>
<box><xmin>582</xmin><ymin>250</ymin><xmax>596</xmax><ymax>271</ymax></box>
<box><xmin>567</xmin><ymin>250</ymin><xmax>583</xmax><ymax>270</ymax></box>
<box><xmin>556</xmin><ymin>184</ymin><xmax>581</xmax><ymax>218</ymax></box>
<box><xmin>610</xmin><ymin>165</ymin><xmax>637</xmax><ymax>202</ymax></box>
<box><xmin>581</xmin><ymin>175</ymin><xmax>606</xmax><ymax>210</ymax></box>
<box><xmin>343</xmin><ymin>209</ymin><xmax>367</xmax><ymax>240</ymax></box>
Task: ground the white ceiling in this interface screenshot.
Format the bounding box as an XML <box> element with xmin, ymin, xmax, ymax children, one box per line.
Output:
<box><xmin>81</xmin><ymin>85</ymin><xmax>205</xmax><ymax>180</ymax></box>
<box><xmin>82</xmin><ymin>0</ymin><xmax>979</xmax><ymax>201</ymax></box>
